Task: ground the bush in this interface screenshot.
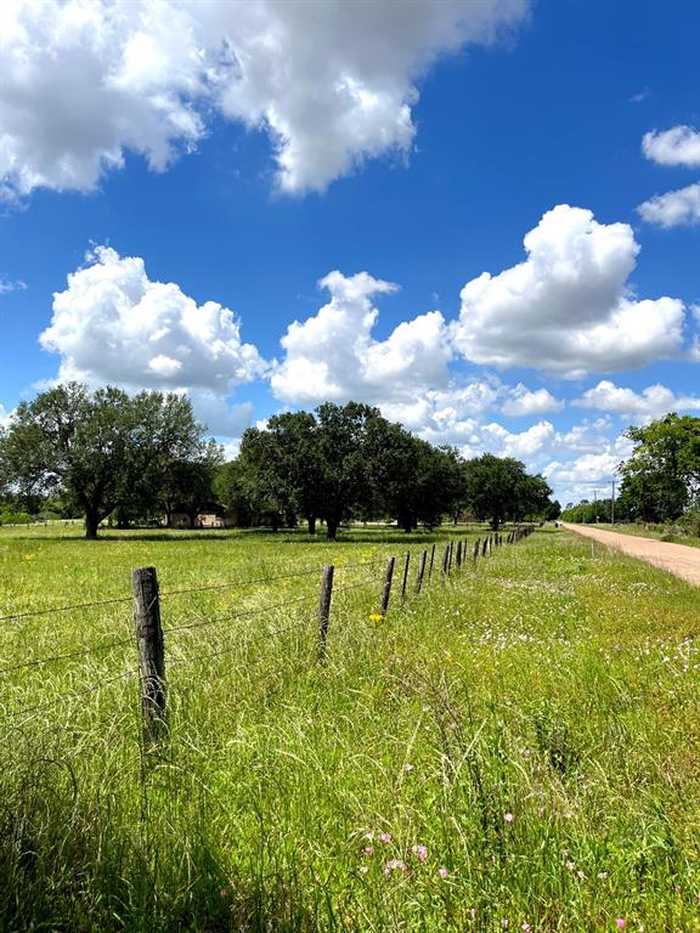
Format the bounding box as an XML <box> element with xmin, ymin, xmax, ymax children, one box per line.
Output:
<box><xmin>679</xmin><ymin>508</ymin><xmax>700</xmax><ymax>538</ymax></box>
<box><xmin>0</xmin><ymin>510</ymin><xmax>34</xmax><ymax>526</ymax></box>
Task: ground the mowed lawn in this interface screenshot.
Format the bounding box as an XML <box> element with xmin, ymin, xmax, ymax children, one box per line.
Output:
<box><xmin>0</xmin><ymin>525</ymin><xmax>697</xmax><ymax>932</ymax></box>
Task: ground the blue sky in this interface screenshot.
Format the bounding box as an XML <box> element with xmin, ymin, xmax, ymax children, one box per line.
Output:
<box><xmin>1</xmin><ymin>0</ymin><xmax>700</xmax><ymax>505</ymax></box>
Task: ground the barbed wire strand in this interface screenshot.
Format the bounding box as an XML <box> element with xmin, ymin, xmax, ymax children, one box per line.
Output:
<box><xmin>164</xmin><ymin>591</ymin><xmax>314</xmax><ymax>635</ymax></box>
<box><xmin>158</xmin><ymin>556</ymin><xmax>382</xmax><ymax>599</ymax></box>
<box><xmin>0</xmin><ymin>594</ymin><xmax>133</xmax><ymax>625</ymax></box>
<box><xmin>0</xmin><ymin>636</ymin><xmax>134</xmax><ymax>677</ymax></box>
<box><xmin>0</xmin><ymin>557</ymin><xmax>384</xmax><ymax>624</ymax></box>
<box><xmin>2</xmin><ymin>668</ymin><xmax>137</xmax><ymax>731</ymax></box>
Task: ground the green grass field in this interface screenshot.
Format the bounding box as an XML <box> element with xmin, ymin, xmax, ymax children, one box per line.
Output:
<box><xmin>0</xmin><ymin>524</ymin><xmax>698</xmax><ymax>931</ymax></box>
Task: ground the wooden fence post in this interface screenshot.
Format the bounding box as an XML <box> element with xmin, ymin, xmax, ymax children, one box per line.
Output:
<box><xmin>416</xmin><ymin>550</ymin><xmax>427</xmax><ymax>594</ymax></box>
<box><xmin>474</xmin><ymin>538</ymin><xmax>480</xmax><ymax>562</ymax></box>
<box><xmin>318</xmin><ymin>564</ymin><xmax>334</xmax><ymax>655</ymax></box>
<box><xmin>380</xmin><ymin>556</ymin><xmax>395</xmax><ymax>617</ymax></box>
<box><xmin>441</xmin><ymin>543</ymin><xmax>450</xmax><ymax>578</ymax></box>
<box><xmin>428</xmin><ymin>543</ymin><xmax>436</xmax><ymax>581</ymax></box>
<box><xmin>482</xmin><ymin>537</ymin><xmax>488</xmax><ymax>557</ymax></box>
<box><xmin>456</xmin><ymin>540</ymin><xmax>462</xmax><ymax>569</ymax></box>
<box><xmin>132</xmin><ymin>566</ymin><xmax>167</xmax><ymax>743</ymax></box>
<box><xmin>447</xmin><ymin>541</ymin><xmax>454</xmax><ymax>574</ymax></box>
<box><xmin>400</xmin><ymin>552</ymin><xmax>411</xmax><ymax>602</ymax></box>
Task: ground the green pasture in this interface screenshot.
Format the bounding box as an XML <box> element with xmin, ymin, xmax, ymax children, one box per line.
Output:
<box><xmin>0</xmin><ymin>524</ymin><xmax>697</xmax><ymax>931</ymax></box>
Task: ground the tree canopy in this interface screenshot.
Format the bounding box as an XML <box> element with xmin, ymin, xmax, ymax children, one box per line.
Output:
<box><xmin>218</xmin><ymin>403</ymin><xmax>554</xmax><ymax>539</ymax></box>
<box><xmin>1</xmin><ymin>386</ymin><xmax>557</xmax><ymax>539</ymax></box>
<box><xmin>0</xmin><ymin>383</ymin><xmax>215</xmax><ymax>538</ymax></box>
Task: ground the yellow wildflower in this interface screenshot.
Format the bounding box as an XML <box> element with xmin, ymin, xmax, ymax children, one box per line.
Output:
<box><xmin>369</xmin><ymin>612</ymin><xmax>383</xmax><ymax>623</ymax></box>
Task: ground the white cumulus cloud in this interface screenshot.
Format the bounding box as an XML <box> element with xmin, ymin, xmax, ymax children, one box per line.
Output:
<box><xmin>642</xmin><ymin>126</ymin><xmax>700</xmax><ymax>167</ymax></box>
<box><xmin>39</xmin><ymin>245</ymin><xmax>265</xmax><ymax>436</ymax></box>
<box><xmin>271</xmin><ymin>269</ymin><xmax>453</xmax><ymax>408</ymax></box>
<box><xmin>574</xmin><ymin>379</ymin><xmax>700</xmax><ymax>418</ymax></box>
<box><xmin>0</xmin><ymin>0</ymin><xmax>528</xmax><ymax>200</ymax></box>
<box><xmin>637</xmin><ymin>182</ymin><xmax>700</xmax><ymax>228</ymax></box>
<box><xmin>451</xmin><ymin>204</ymin><xmax>686</xmax><ymax>377</ymax></box>
<box><xmin>500</xmin><ymin>384</ymin><xmax>563</xmax><ymax>416</ymax></box>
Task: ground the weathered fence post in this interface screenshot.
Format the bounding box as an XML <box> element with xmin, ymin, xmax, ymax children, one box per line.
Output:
<box><xmin>428</xmin><ymin>543</ymin><xmax>436</xmax><ymax>580</ymax></box>
<box><xmin>441</xmin><ymin>543</ymin><xmax>450</xmax><ymax>578</ymax></box>
<box><xmin>416</xmin><ymin>550</ymin><xmax>427</xmax><ymax>594</ymax></box>
<box><xmin>456</xmin><ymin>540</ymin><xmax>462</xmax><ymax>569</ymax></box>
<box><xmin>447</xmin><ymin>541</ymin><xmax>454</xmax><ymax>574</ymax></box>
<box><xmin>318</xmin><ymin>564</ymin><xmax>334</xmax><ymax>655</ymax></box>
<box><xmin>400</xmin><ymin>551</ymin><xmax>411</xmax><ymax>602</ymax></box>
<box><xmin>132</xmin><ymin>566</ymin><xmax>167</xmax><ymax>743</ymax></box>
<box><xmin>380</xmin><ymin>556</ymin><xmax>395</xmax><ymax>617</ymax></box>
<box><xmin>482</xmin><ymin>537</ymin><xmax>488</xmax><ymax>557</ymax></box>
<box><xmin>474</xmin><ymin>538</ymin><xmax>480</xmax><ymax>562</ymax></box>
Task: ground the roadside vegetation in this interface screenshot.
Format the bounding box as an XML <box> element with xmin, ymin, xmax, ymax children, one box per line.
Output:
<box><xmin>563</xmin><ymin>413</ymin><xmax>700</xmax><ymax>538</ymax></box>
<box><xmin>578</xmin><ymin>521</ymin><xmax>700</xmax><ymax>549</ymax></box>
<box><xmin>0</xmin><ymin>524</ymin><xmax>697</xmax><ymax>931</ymax></box>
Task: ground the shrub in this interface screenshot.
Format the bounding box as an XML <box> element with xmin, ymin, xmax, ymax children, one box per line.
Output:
<box><xmin>0</xmin><ymin>510</ymin><xmax>34</xmax><ymax>526</ymax></box>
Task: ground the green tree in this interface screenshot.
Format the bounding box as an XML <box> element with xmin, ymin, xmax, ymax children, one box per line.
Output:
<box><xmin>266</xmin><ymin>411</ymin><xmax>324</xmax><ymax>534</ymax></box>
<box><xmin>619</xmin><ymin>414</ymin><xmax>700</xmax><ymax>522</ymax></box>
<box><xmin>0</xmin><ymin>383</ymin><xmax>210</xmax><ymax>539</ymax></box>
<box><xmin>237</xmin><ymin>426</ymin><xmax>293</xmax><ymax>531</ymax></box>
<box><xmin>463</xmin><ymin>454</ymin><xmax>552</xmax><ymax>529</ymax></box>
<box><xmin>313</xmin><ymin>402</ymin><xmax>377</xmax><ymax>539</ymax></box>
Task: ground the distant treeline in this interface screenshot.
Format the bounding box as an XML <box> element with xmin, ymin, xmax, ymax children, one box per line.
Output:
<box><xmin>0</xmin><ymin>384</ymin><xmax>559</xmax><ymax>540</ymax></box>
<box><xmin>562</xmin><ymin>413</ymin><xmax>700</xmax><ymax>528</ymax></box>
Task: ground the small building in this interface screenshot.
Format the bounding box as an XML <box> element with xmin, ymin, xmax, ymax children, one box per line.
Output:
<box><xmin>169</xmin><ymin>502</ymin><xmax>229</xmax><ymax>529</ymax></box>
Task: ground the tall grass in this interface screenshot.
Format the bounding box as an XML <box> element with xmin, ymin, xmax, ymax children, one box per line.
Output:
<box><xmin>0</xmin><ymin>525</ymin><xmax>698</xmax><ymax>930</ymax></box>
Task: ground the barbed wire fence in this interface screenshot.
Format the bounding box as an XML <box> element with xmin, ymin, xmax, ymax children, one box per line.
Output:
<box><xmin>0</xmin><ymin>525</ymin><xmax>536</xmax><ymax>747</ymax></box>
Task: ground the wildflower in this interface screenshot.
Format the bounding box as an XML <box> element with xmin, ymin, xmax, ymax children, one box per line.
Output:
<box><xmin>522</xmin><ymin>924</ymin><xmax>531</xmax><ymax>932</ymax></box>
<box><xmin>403</xmin><ymin>763</ymin><xmax>414</xmax><ymax>773</ymax></box>
<box><xmin>504</xmin><ymin>812</ymin><xmax>514</xmax><ymax>824</ymax></box>
<box><xmin>364</xmin><ymin>831</ymin><xmax>374</xmax><ymax>841</ymax></box>
<box><xmin>438</xmin><ymin>866</ymin><xmax>449</xmax><ymax>879</ymax></box>
<box><xmin>359</xmin><ymin>865</ymin><xmax>369</xmax><ymax>875</ymax></box>
<box><xmin>369</xmin><ymin>612</ymin><xmax>383</xmax><ymax>623</ymax></box>
<box><xmin>597</xmin><ymin>871</ymin><xmax>608</xmax><ymax>880</ymax></box>
<box><xmin>615</xmin><ymin>920</ymin><xmax>625</xmax><ymax>931</ymax></box>
<box><xmin>411</xmin><ymin>844</ymin><xmax>428</xmax><ymax>863</ymax></box>
<box><xmin>383</xmin><ymin>858</ymin><xmax>407</xmax><ymax>876</ymax></box>
<box><xmin>577</xmin><ymin>869</ymin><xmax>586</xmax><ymax>880</ymax></box>
<box><xmin>378</xmin><ymin>831</ymin><xmax>392</xmax><ymax>844</ymax></box>
<box><xmin>566</xmin><ymin>861</ymin><xmax>576</xmax><ymax>871</ymax></box>
<box><xmin>362</xmin><ymin>846</ymin><xmax>374</xmax><ymax>857</ymax></box>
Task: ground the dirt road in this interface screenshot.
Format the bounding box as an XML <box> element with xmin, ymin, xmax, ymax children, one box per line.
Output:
<box><xmin>562</xmin><ymin>522</ymin><xmax>700</xmax><ymax>587</ymax></box>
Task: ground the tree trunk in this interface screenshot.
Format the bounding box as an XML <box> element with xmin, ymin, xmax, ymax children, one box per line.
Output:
<box><xmin>326</xmin><ymin>517</ymin><xmax>338</xmax><ymax>540</ymax></box>
<box><xmin>307</xmin><ymin>515</ymin><xmax>316</xmax><ymax>535</ymax></box>
<box><xmin>85</xmin><ymin>509</ymin><xmax>100</xmax><ymax>540</ymax></box>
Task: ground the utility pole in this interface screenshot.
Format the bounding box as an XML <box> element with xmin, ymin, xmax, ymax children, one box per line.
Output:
<box><xmin>594</xmin><ymin>489</ymin><xmax>598</xmax><ymax>523</ymax></box>
<box><xmin>611</xmin><ymin>479</ymin><xmax>616</xmax><ymax>525</ymax></box>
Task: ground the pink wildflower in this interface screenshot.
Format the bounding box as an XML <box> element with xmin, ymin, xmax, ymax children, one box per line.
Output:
<box><xmin>522</xmin><ymin>924</ymin><xmax>531</xmax><ymax>932</ymax></box>
<box><xmin>615</xmin><ymin>920</ymin><xmax>625</xmax><ymax>931</ymax></box>
<box><xmin>504</xmin><ymin>812</ymin><xmax>514</xmax><ymax>824</ymax></box>
<box><xmin>383</xmin><ymin>858</ymin><xmax>407</xmax><ymax>877</ymax></box>
<box><xmin>378</xmin><ymin>831</ymin><xmax>392</xmax><ymax>844</ymax></box>
<box><xmin>438</xmin><ymin>866</ymin><xmax>449</xmax><ymax>879</ymax></box>
<box><xmin>412</xmin><ymin>844</ymin><xmax>428</xmax><ymax>863</ymax></box>
<box><xmin>362</xmin><ymin>846</ymin><xmax>374</xmax><ymax>857</ymax></box>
